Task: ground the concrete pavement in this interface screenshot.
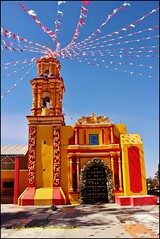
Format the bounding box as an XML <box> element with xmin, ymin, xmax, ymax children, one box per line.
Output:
<box><xmin>1</xmin><ymin>203</ymin><xmax>159</xmax><ymax>238</ymax></box>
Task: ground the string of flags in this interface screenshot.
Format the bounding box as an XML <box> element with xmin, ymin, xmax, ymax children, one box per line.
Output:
<box><xmin>2</xmin><ymin>63</ymin><xmax>32</xmax><ymax>79</ymax></box>
<box><xmin>67</xmin><ymin>46</ymin><xmax>159</xmax><ymax>59</ymax></box>
<box><xmin>1</xmin><ymin>1</ymin><xmax>159</xmax><ymax>99</ymax></box>
<box><xmin>1</xmin><ymin>27</ymin><xmax>49</xmax><ymax>52</ymax></box>
<box><xmin>1</xmin><ymin>57</ymin><xmax>36</xmax><ymax>68</ymax></box>
<box><xmin>1</xmin><ymin>62</ymin><xmax>35</xmax><ymax>99</ymax></box>
<box><xmin>62</xmin><ymin>34</ymin><xmax>159</xmax><ymax>59</ymax></box>
<box><xmin>61</xmin><ymin>2</ymin><xmax>130</xmax><ymax>56</ymax></box>
<box><xmin>17</xmin><ymin>1</ymin><xmax>59</xmax><ymax>53</ymax></box>
<box><xmin>1</xmin><ymin>39</ymin><xmax>46</xmax><ymax>54</ymax></box>
<box><xmin>61</xmin><ymin>0</ymin><xmax>91</xmax><ymax>53</ymax></box>
<box><xmin>53</xmin><ymin>1</ymin><xmax>66</xmax><ymax>51</ymax></box>
<box><xmin>70</xmin><ymin>56</ymin><xmax>158</xmax><ymax>79</ymax></box>
<box><xmin>72</xmin><ymin>25</ymin><xmax>159</xmax><ymax>52</ymax></box>
<box><xmin>72</xmin><ymin>7</ymin><xmax>159</xmax><ymax>50</ymax></box>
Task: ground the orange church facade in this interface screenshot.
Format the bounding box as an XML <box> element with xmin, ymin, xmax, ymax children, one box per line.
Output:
<box><xmin>1</xmin><ymin>57</ymin><xmax>157</xmax><ymax>206</ymax></box>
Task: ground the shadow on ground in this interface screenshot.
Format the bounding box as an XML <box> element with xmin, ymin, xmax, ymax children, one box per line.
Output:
<box><xmin>0</xmin><ymin>204</ymin><xmax>151</xmax><ymax>229</ymax></box>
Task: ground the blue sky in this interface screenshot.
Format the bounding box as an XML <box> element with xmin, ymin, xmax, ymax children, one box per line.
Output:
<box><xmin>1</xmin><ymin>1</ymin><xmax>159</xmax><ymax>178</ymax></box>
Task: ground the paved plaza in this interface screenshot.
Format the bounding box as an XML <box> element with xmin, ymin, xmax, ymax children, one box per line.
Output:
<box><xmin>1</xmin><ymin>203</ymin><xmax>159</xmax><ymax>238</ymax></box>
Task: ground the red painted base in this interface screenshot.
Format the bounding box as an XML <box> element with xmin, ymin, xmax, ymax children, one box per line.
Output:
<box><xmin>18</xmin><ymin>187</ymin><xmax>36</xmax><ymax>206</ymax></box>
<box><xmin>115</xmin><ymin>195</ymin><xmax>157</xmax><ymax>206</ymax></box>
<box><xmin>115</xmin><ymin>196</ymin><xmax>131</xmax><ymax>206</ymax></box>
<box><xmin>52</xmin><ymin>187</ymin><xmax>65</xmax><ymax>205</ymax></box>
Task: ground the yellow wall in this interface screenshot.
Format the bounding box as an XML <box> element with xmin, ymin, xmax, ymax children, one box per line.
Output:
<box><xmin>61</xmin><ymin>125</ymin><xmax>74</xmax><ymax>199</ymax></box>
<box><xmin>1</xmin><ymin>170</ymin><xmax>28</xmax><ymax>196</ymax></box>
<box><xmin>120</xmin><ymin>134</ymin><xmax>147</xmax><ymax>196</ymax></box>
<box><xmin>79</xmin><ymin>128</ymin><xmax>103</xmax><ymax>145</ymax></box>
<box><xmin>114</xmin><ymin>124</ymin><xmax>127</xmax><ymax>137</ymax></box>
<box><xmin>36</xmin><ymin>125</ymin><xmax>53</xmax><ymax>188</ymax></box>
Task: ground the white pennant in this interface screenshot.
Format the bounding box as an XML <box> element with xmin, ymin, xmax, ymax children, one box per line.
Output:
<box><xmin>27</xmin><ymin>10</ymin><xmax>37</xmax><ymax>16</ymax></box>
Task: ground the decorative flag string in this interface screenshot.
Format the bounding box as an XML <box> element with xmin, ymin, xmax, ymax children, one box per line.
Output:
<box><xmin>1</xmin><ymin>27</ymin><xmax>49</xmax><ymax>52</ymax></box>
<box><xmin>72</xmin><ymin>25</ymin><xmax>159</xmax><ymax>51</ymax></box>
<box><xmin>70</xmin><ymin>56</ymin><xmax>158</xmax><ymax>80</ymax></box>
<box><xmin>72</xmin><ymin>7</ymin><xmax>159</xmax><ymax>50</ymax></box>
<box><xmin>1</xmin><ymin>40</ymin><xmax>46</xmax><ymax>54</ymax></box>
<box><xmin>76</xmin><ymin>57</ymin><xmax>158</xmax><ymax>70</ymax></box>
<box><xmin>17</xmin><ymin>1</ymin><xmax>59</xmax><ymax>53</ymax></box>
<box><xmin>61</xmin><ymin>1</ymin><xmax>131</xmax><ymax>56</ymax></box>
<box><xmin>63</xmin><ymin>34</ymin><xmax>159</xmax><ymax>58</ymax></box>
<box><xmin>72</xmin><ymin>34</ymin><xmax>159</xmax><ymax>52</ymax></box>
<box><xmin>1</xmin><ymin>39</ymin><xmax>46</xmax><ymax>54</ymax></box>
<box><xmin>2</xmin><ymin>62</ymin><xmax>33</xmax><ymax>79</ymax></box>
<box><xmin>60</xmin><ymin>0</ymin><xmax>91</xmax><ymax>53</ymax></box>
<box><xmin>1</xmin><ymin>44</ymin><xmax>45</xmax><ymax>54</ymax></box>
<box><xmin>73</xmin><ymin>46</ymin><xmax>159</xmax><ymax>56</ymax></box>
<box><xmin>53</xmin><ymin>1</ymin><xmax>66</xmax><ymax>51</ymax></box>
<box><xmin>1</xmin><ymin>57</ymin><xmax>36</xmax><ymax>68</ymax></box>
<box><xmin>69</xmin><ymin>46</ymin><xmax>159</xmax><ymax>59</ymax></box>
<box><xmin>1</xmin><ymin>62</ymin><xmax>35</xmax><ymax>99</ymax></box>
<box><xmin>61</xmin><ymin>45</ymin><xmax>158</xmax><ymax>58</ymax></box>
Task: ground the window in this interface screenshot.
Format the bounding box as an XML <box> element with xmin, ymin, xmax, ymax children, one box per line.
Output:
<box><xmin>89</xmin><ymin>134</ymin><xmax>99</xmax><ymax>145</ymax></box>
<box><xmin>3</xmin><ymin>181</ymin><xmax>14</xmax><ymax>188</ymax></box>
<box><xmin>45</xmin><ymin>69</ymin><xmax>49</xmax><ymax>75</ymax></box>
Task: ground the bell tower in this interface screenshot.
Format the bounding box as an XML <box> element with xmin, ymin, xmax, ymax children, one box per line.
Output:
<box><xmin>30</xmin><ymin>57</ymin><xmax>65</xmax><ymax>121</ymax></box>
<box><xmin>19</xmin><ymin>57</ymin><xmax>66</xmax><ymax>206</ymax></box>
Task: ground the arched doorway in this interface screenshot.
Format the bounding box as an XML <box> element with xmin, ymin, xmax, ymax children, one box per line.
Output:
<box><xmin>79</xmin><ymin>158</ymin><xmax>114</xmax><ymax>204</ymax></box>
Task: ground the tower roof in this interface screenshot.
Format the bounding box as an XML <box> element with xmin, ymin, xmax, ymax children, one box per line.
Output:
<box><xmin>36</xmin><ymin>56</ymin><xmax>61</xmax><ymax>69</ymax></box>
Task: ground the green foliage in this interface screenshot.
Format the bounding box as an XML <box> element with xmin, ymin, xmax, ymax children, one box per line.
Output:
<box><xmin>147</xmin><ymin>164</ymin><xmax>159</xmax><ymax>191</ymax></box>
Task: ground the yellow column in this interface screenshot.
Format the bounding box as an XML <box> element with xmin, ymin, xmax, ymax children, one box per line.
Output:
<box><xmin>49</xmin><ymin>63</ymin><xmax>52</xmax><ymax>75</ymax></box>
<box><xmin>110</xmin><ymin>126</ymin><xmax>114</xmax><ymax>144</ymax></box>
<box><xmin>31</xmin><ymin>85</ymin><xmax>37</xmax><ymax>116</ymax></box>
<box><xmin>41</xmin><ymin>62</ymin><xmax>44</xmax><ymax>75</ymax></box>
<box><xmin>69</xmin><ymin>158</ymin><xmax>73</xmax><ymax>192</ymax></box>
<box><xmin>76</xmin><ymin>158</ymin><xmax>80</xmax><ymax>192</ymax></box>
<box><xmin>55</xmin><ymin>88</ymin><xmax>60</xmax><ymax>116</ymax></box>
<box><xmin>118</xmin><ymin>153</ymin><xmax>123</xmax><ymax>191</ymax></box>
<box><xmin>37</xmin><ymin>86</ymin><xmax>42</xmax><ymax>115</ymax></box>
<box><xmin>38</xmin><ymin>63</ymin><xmax>41</xmax><ymax>76</ymax></box>
<box><xmin>75</xmin><ymin>127</ymin><xmax>78</xmax><ymax>145</ymax></box>
<box><xmin>49</xmin><ymin>84</ymin><xmax>55</xmax><ymax>116</ymax></box>
<box><xmin>110</xmin><ymin>153</ymin><xmax>115</xmax><ymax>190</ymax></box>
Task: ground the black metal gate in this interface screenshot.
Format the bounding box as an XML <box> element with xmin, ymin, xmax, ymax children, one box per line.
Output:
<box><xmin>80</xmin><ymin>164</ymin><xmax>108</xmax><ymax>204</ymax></box>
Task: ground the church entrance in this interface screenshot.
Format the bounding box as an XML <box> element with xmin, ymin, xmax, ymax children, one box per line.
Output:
<box><xmin>79</xmin><ymin>158</ymin><xmax>113</xmax><ymax>204</ymax></box>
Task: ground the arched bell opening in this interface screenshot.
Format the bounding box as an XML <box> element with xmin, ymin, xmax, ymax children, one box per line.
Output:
<box><xmin>43</xmin><ymin>96</ymin><xmax>50</xmax><ymax>109</ymax></box>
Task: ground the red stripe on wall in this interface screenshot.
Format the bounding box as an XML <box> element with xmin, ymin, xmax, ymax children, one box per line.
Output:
<box><xmin>13</xmin><ymin>157</ymin><xmax>20</xmax><ymax>204</ymax></box>
<box><xmin>102</xmin><ymin>129</ymin><xmax>105</xmax><ymax>144</ymax></box>
<box><xmin>128</xmin><ymin>146</ymin><xmax>142</xmax><ymax>193</ymax></box>
<box><xmin>84</xmin><ymin>130</ymin><xmax>86</xmax><ymax>144</ymax></box>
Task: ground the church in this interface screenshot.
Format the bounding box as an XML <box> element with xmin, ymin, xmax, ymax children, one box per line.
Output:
<box><xmin>1</xmin><ymin>57</ymin><xmax>157</xmax><ymax>206</ymax></box>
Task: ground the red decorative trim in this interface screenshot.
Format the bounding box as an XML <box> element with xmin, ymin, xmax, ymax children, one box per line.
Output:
<box><xmin>83</xmin><ymin>130</ymin><xmax>86</xmax><ymax>144</ymax></box>
<box><xmin>53</xmin><ymin>127</ymin><xmax>61</xmax><ymax>186</ymax></box>
<box><xmin>13</xmin><ymin>157</ymin><xmax>19</xmax><ymax>204</ymax></box>
<box><xmin>114</xmin><ymin>157</ymin><xmax>119</xmax><ymax>190</ymax></box>
<box><xmin>128</xmin><ymin>146</ymin><xmax>142</xmax><ymax>193</ymax></box>
<box><xmin>102</xmin><ymin>129</ymin><xmax>105</xmax><ymax>144</ymax></box>
<box><xmin>67</xmin><ymin>148</ymin><xmax>121</xmax><ymax>153</ymax></box>
<box><xmin>108</xmin><ymin>127</ymin><xmax>111</xmax><ymax>144</ymax></box>
<box><xmin>77</xmin><ymin>128</ymin><xmax>79</xmax><ymax>144</ymax></box>
<box><xmin>27</xmin><ymin>126</ymin><xmax>36</xmax><ymax>187</ymax></box>
<box><xmin>76</xmin><ymin>125</ymin><xmax>111</xmax><ymax>129</ymax></box>
<box><xmin>114</xmin><ymin>135</ymin><xmax>120</xmax><ymax>144</ymax></box>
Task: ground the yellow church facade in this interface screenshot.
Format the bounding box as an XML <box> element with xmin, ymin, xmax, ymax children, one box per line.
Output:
<box><xmin>1</xmin><ymin>57</ymin><xmax>157</xmax><ymax>206</ymax></box>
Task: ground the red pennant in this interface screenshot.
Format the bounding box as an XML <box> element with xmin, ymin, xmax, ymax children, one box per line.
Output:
<box><xmin>82</xmin><ymin>1</ymin><xmax>91</xmax><ymax>5</ymax></box>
